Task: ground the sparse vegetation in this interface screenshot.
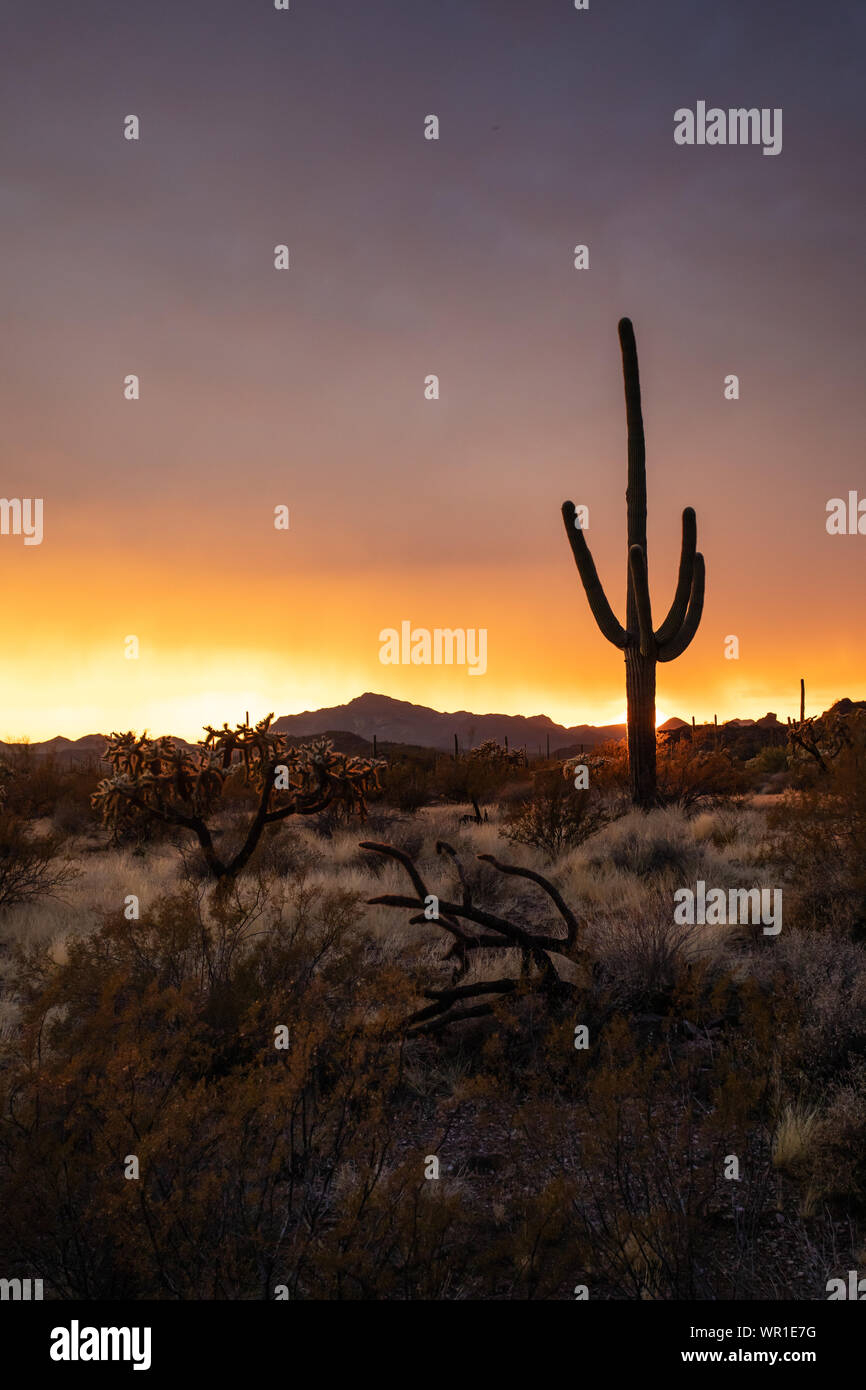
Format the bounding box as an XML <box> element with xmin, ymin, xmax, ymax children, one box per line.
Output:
<box><xmin>0</xmin><ymin>713</ymin><xmax>863</xmax><ymax>1300</ymax></box>
<box><xmin>769</xmin><ymin>727</ymin><xmax>866</xmax><ymax>936</ymax></box>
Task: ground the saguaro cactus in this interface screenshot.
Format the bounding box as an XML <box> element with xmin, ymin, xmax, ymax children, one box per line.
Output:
<box><xmin>562</xmin><ymin>318</ymin><xmax>705</xmax><ymax>808</ymax></box>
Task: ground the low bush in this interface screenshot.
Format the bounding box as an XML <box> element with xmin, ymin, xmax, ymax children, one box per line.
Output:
<box><xmin>0</xmin><ymin>810</ymin><xmax>77</xmax><ymax>911</ymax></box>
<box><xmin>504</xmin><ymin>770</ymin><xmax>608</xmax><ymax>859</ymax></box>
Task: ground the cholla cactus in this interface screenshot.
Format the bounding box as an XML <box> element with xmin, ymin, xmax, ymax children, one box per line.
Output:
<box><xmin>561</xmin><ymin>751</ymin><xmax>611</xmax><ymax>783</ymax></box>
<box><xmin>788</xmin><ymin>703</ymin><xmax>866</xmax><ymax>773</ymax></box>
<box><xmin>467</xmin><ymin>738</ymin><xmax>524</xmax><ymax>768</ymax></box>
<box><xmin>92</xmin><ymin>714</ymin><xmax>383</xmax><ymax>881</ymax></box>
<box><xmin>93</xmin><ymin>733</ymin><xmax>228</xmax><ymax>836</ymax></box>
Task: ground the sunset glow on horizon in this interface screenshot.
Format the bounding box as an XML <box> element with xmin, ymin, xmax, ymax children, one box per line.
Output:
<box><xmin>2</xmin><ymin>2</ymin><xmax>864</xmax><ymax>745</ymax></box>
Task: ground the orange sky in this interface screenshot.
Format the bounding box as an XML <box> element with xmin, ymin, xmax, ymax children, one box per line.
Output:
<box><xmin>2</xmin><ymin>2</ymin><xmax>863</xmax><ymax>742</ymax></box>
<box><xmin>3</xmin><ymin>523</ymin><xmax>859</xmax><ymax>741</ymax></box>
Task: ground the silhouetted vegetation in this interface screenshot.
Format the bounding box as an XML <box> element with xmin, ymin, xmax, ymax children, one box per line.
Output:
<box><xmin>91</xmin><ymin>717</ymin><xmax>382</xmax><ymax>882</ymax></box>
<box><xmin>0</xmin><ymin>717</ymin><xmax>862</xmax><ymax>1299</ymax></box>
<box><xmin>0</xmin><ymin>811</ymin><xmax>76</xmax><ymax>912</ymax></box>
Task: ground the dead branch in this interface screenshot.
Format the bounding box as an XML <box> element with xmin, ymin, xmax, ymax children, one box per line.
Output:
<box><xmin>361</xmin><ymin>838</ymin><xmax>584</xmax><ymax>1034</ymax></box>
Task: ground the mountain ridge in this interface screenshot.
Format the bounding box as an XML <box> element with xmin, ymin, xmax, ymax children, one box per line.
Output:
<box><xmin>3</xmin><ymin>692</ymin><xmax>845</xmax><ymax>763</ymax></box>
<box><xmin>271</xmin><ymin>691</ymin><xmax>629</xmax><ymax>752</ymax></box>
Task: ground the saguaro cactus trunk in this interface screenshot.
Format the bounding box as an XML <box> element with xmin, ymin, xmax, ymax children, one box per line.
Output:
<box><xmin>562</xmin><ymin>318</ymin><xmax>705</xmax><ymax>808</ymax></box>
<box><xmin>625</xmin><ymin>647</ymin><xmax>657</xmax><ymax>805</ymax></box>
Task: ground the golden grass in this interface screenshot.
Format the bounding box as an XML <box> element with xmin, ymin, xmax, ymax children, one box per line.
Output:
<box><xmin>772</xmin><ymin>1102</ymin><xmax>821</xmax><ymax>1171</ymax></box>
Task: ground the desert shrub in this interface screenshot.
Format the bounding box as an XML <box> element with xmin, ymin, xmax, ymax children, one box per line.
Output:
<box><xmin>51</xmin><ymin>792</ymin><xmax>97</xmax><ymax>837</ymax></box>
<box><xmin>746</xmin><ymin>744</ymin><xmax>789</xmax><ymax>779</ymax></box>
<box><xmin>0</xmin><ymin>856</ymin><xmax>861</xmax><ymax>1300</ymax></box>
<box><xmin>0</xmin><ymin>758</ymin><xmax>16</xmax><ymax>806</ymax></box>
<box><xmin>0</xmin><ymin>810</ymin><xmax>77</xmax><ymax>911</ymax></box>
<box><xmin>591</xmin><ymin>903</ymin><xmax>702</xmax><ymax>1013</ymax></box>
<box><xmin>788</xmin><ymin>702</ymin><xmax>866</xmax><ymax>775</ymax></box>
<box><xmin>581</xmin><ymin>807</ymin><xmax>704</xmax><ymax>881</ymax></box>
<box><xmin>805</xmin><ymin>1060</ymin><xmax>866</xmax><ymax>1214</ymax></box>
<box><xmin>305</xmin><ymin>802</ymin><xmax>361</xmax><ymax>839</ymax></box>
<box><xmin>0</xmin><ymin>885</ymin><xmax>490</xmax><ymax>1299</ymax></box>
<box><xmin>656</xmin><ymin>743</ymin><xmax>745</xmax><ymax>809</ymax></box>
<box><xmin>768</xmin><ymin>741</ymin><xmax>866</xmax><ymax>936</ymax></box>
<box><xmin>1</xmin><ymin>747</ymin><xmax>67</xmax><ymax>817</ymax></box>
<box><xmin>494</xmin><ymin>776</ymin><xmax>536</xmax><ymax>812</ymax></box>
<box><xmin>692</xmin><ymin>807</ymin><xmax>741</xmax><ymax>848</ymax></box>
<box><xmin>376</xmin><ymin>746</ymin><xmax>527</xmax><ymax>816</ymax></box>
<box><xmin>466</xmin><ymin>737</ymin><xmax>524</xmax><ymax>767</ymax></box>
<box><xmin>372</xmin><ymin>818</ymin><xmax>426</xmax><ymax>863</ymax></box>
<box><xmin>503</xmin><ymin>770</ymin><xmax>608</xmax><ymax>859</ymax></box>
<box><xmin>746</xmin><ymin>929</ymin><xmax>866</xmax><ymax>1084</ymax></box>
<box><xmin>252</xmin><ymin>824</ymin><xmax>323</xmax><ymax>877</ymax></box>
<box><xmin>2</xmin><ymin>748</ymin><xmax>100</xmax><ymax>822</ymax></box>
<box><xmin>564</xmin><ymin>742</ymin><xmax>630</xmax><ymax>801</ymax></box>
<box><xmin>435</xmin><ymin>746</ymin><xmax>526</xmax><ymax>808</ymax></box>
<box><xmin>377</xmin><ymin>758</ymin><xmax>433</xmax><ymax>812</ymax></box>
<box><xmin>460</xmin><ymin>971</ymin><xmax>846</xmax><ymax>1300</ymax></box>
<box><xmin>508</xmin><ymin>1011</ymin><xmax>774</xmax><ymax>1298</ymax></box>
<box><xmin>562</xmin><ymin>740</ymin><xmax>742</xmax><ymax>812</ymax></box>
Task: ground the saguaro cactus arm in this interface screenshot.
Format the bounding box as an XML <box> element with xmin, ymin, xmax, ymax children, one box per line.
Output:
<box><xmin>654</xmin><ymin>508</ymin><xmax>697</xmax><ymax>646</ymax></box>
<box><xmin>561</xmin><ymin>500</ymin><xmax>629</xmax><ymax>649</ymax></box>
<box><xmin>656</xmin><ymin>552</ymin><xmax>705</xmax><ymax>662</ymax></box>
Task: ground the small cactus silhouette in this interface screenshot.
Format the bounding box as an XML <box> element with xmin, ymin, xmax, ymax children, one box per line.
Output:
<box><xmin>562</xmin><ymin>318</ymin><xmax>705</xmax><ymax>807</ymax></box>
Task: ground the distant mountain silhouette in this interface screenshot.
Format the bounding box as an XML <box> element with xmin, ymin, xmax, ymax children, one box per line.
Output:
<box><xmin>722</xmin><ymin>713</ymin><xmax>786</xmax><ymax>729</ymax></box>
<box><xmin>271</xmin><ymin>692</ymin><xmax>627</xmax><ymax>754</ymax></box>
<box><xmin>5</xmin><ymin>694</ymin><xmax>860</xmax><ymax>764</ymax></box>
<box><xmin>0</xmin><ymin>733</ymin><xmax>109</xmax><ymax>762</ymax></box>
